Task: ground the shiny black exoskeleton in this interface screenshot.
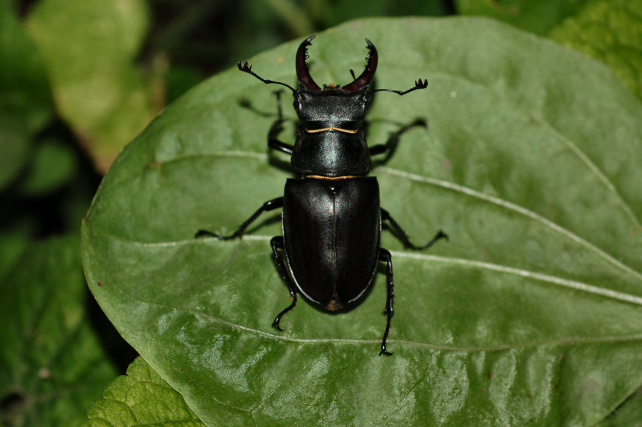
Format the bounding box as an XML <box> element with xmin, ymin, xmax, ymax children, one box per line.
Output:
<box><xmin>197</xmin><ymin>36</ymin><xmax>447</xmax><ymax>355</ymax></box>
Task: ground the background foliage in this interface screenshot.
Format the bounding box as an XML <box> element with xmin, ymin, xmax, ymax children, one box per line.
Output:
<box><xmin>1</xmin><ymin>0</ymin><xmax>641</xmax><ymax>425</ymax></box>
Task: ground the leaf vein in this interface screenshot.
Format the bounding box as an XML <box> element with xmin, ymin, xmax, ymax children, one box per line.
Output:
<box><xmin>378</xmin><ymin>166</ymin><xmax>642</xmax><ymax>284</ymax></box>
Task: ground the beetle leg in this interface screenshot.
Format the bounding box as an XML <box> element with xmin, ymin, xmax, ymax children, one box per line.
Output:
<box><xmin>381</xmin><ymin>208</ymin><xmax>448</xmax><ymax>250</ymax></box>
<box><xmin>379</xmin><ymin>248</ymin><xmax>395</xmax><ymax>356</ymax></box>
<box><xmin>268</xmin><ymin>91</ymin><xmax>294</xmax><ymax>155</ymax></box>
<box><xmin>369</xmin><ymin>118</ymin><xmax>427</xmax><ymax>157</ymax></box>
<box><xmin>270</xmin><ymin>236</ymin><xmax>298</xmax><ymax>331</ymax></box>
<box><xmin>195</xmin><ymin>197</ymin><xmax>283</xmax><ymax>240</ymax></box>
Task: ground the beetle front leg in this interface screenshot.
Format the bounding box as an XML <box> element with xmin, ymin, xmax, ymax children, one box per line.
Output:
<box><xmin>369</xmin><ymin>118</ymin><xmax>427</xmax><ymax>158</ymax></box>
<box><xmin>379</xmin><ymin>248</ymin><xmax>395</xmax><ymax>356</ymax></box>
<box><xmin>195</xmin><ymin>197</ymin><xmax>283</xmax><ymax>240</ymax></box>
<box><xmin>270</xmin><ymin>236</ymin><xmax>298</xmax><ymax>331</ymax></box>
<box><xmin>381</xmin><ymin>208</ymin><xmax>448</xmax><ymax>250</ymax></box>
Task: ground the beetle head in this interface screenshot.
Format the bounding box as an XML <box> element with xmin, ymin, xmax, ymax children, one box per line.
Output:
<box><xmin>294</xmin><ymin>36</ymin><xmax>378</xmax><ymax>129</ymax></box>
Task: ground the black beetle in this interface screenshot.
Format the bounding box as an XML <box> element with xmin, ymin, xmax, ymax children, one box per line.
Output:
<box><xmin>197</xmin><ymin>36</ymin><xmax>447</xmax><ymax>355</ymax></box>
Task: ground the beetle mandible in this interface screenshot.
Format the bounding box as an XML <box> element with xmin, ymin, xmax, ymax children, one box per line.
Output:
<box><xmin>197</xmin><ymin>36</ymin><xmax>447</xmax><ymax>355</ymax></box>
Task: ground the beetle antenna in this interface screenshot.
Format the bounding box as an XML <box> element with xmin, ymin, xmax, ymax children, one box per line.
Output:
<box><xmin>372</xmin><ymin>78</ymin><xmax>428</xmax><ymax>95</ymax></box>
<box><xmin>237</xmin><ymin>61</ymin><xmax>296</xmax><ymax>92</ymax></box>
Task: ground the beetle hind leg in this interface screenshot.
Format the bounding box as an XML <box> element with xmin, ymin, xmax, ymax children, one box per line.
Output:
<box><xmin>270</xmin><ymin>236</ymin><xmax>298</xmax><ymax>331</ymax></box>
<box><xmin>379</xmin><ymin>248</ymin><xmax>395</xmax><ymax>356</ymax></box>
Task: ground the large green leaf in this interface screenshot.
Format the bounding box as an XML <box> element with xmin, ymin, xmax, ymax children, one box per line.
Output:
<box><xmin>0</xmin><ymin>235</ymin><xmax>119</xmax><ymax>426</ymax></box>
<box><xmin>82</xmin><ymin>18</ymin><xmax>642</xmax><ymax>425</ymax></box>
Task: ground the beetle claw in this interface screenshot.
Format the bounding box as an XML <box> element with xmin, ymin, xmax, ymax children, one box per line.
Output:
<box><xmin>272</xmin><ymin>319</ymin><xmax>284</xmax><ymax>331</ymax></box>
<box><xmin>379</xmin><ymin>346</ymin><xmax>393</xmax><ymax>356</ymax></box>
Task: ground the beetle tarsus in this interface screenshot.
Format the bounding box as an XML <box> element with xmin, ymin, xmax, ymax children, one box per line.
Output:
<box><xmin>272</xmin><ymin>298</ymin><xmax>296</xmax><ymax>331</ymax></box>
<box><xmin>271</xmin><ymin>319</ymin><xmax>284</xmax><ymax>331</ymax></box>
<box><xmin>380</xmin><ymin>346</ymin><xmax>393</xmax><ymax>356</ymax></box>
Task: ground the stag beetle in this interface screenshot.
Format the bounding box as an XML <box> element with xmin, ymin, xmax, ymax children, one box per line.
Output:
<box><xmin>196</xmin><ymin>36</ymin><xmax>447</xmax><ymax>355</ymax></box>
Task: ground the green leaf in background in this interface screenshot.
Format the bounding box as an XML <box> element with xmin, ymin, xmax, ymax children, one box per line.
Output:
<box><xmin>0</xmin><ymin>1</ymin><xmax>53</xmax><ymax>133</ymax></box>
<box><xmin>0</xmin><ymin>2</ymin><xmax>53</xmax><ymax>189</ymax></box>
<box><xmin>82</xmin><ymin>17</ymin><xmax>642</xmax><ymax>425</ymax></box>
<box><xmin>0</xmin><ymin>235</ymin><xmax>119</xmax><ymax>426</ymax></box>
<box><xmin>0</xmin><ymin>227</ymin><xmax>30</xmax><ymax>280</ymax></box>
<box><xmin>0</xmin><ymin>109</ymin><xmax>29</xmax><ymax>190</ymax></box>
<box><xmin>455</xmin><ymin>0</ymin><xmax>587</xmax><ymax>34</ymax></box>
<box><xmin>17</xmin><ymin>138</ymin><xmax>78</xmax><ymax>197</ymax></box>
<box><xmin>317</xmin><ymin>0</ymin><xmax>450</xmax><ymax>28</ymax></box>
<box><xmin>550</xmin><ymin>0</ymin><xmax>642</xmax><ymax>101</ymax></box>
<box><xmin>25</xmin><ymin>0</ymin><xmax>159</xmax><ymax>174</ymax></box>
<box><xmin>82</xmin><ymin>356</ymin><xmax>204</xmax><ymax>426</ymax></box>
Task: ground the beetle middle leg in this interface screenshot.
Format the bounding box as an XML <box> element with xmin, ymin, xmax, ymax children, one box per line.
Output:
<box><xmin>381</xmin><ymin>208</ymin><xmax>448</xmax><ymax>249</ymax></box>
<box><xmin>195</xmin><ymin>197</ymin><xmax>283</xmax><ymax>240</ymax></box>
